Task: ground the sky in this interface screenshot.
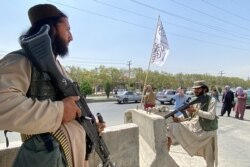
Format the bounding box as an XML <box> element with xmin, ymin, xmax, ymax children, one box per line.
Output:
<box><xmin>1</xmin><ymin>0</ymin><xmax>250</xmax><ymax>80</ymax></box>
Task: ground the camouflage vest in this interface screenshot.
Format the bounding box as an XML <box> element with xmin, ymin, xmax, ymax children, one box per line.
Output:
<box><xmin>13</xmin><ymin>49</ymin><xmax>73</xmax><ymax>167</ymax></box>
<box><xmin>27</xmin><ymin>66</ymin><xmax>63</xmax><ymax>101</ymax></box>
<box><xmin>199</xmin><ymin>95</ymin><xmax>218</xmax><ymax>131</ymax></box>
<box><xmin>10</xmin><ymin>49</ymin><xmax>63</xmax><ymax>100</ymax></box>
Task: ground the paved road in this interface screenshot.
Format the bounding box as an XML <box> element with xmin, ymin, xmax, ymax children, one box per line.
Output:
<box><xmin>1</xmin><ymin>101</ymin><xmax>250</xmax><ymax>167</ymax></box>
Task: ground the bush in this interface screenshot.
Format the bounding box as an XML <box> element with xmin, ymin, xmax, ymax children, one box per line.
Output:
<box><xmin>104</xmin><ymin>81</ymin><xmax>111</xmax><ymax>99</ymax></box>
<box><xmin>80</xmin><ymin>81</ymin><xmax>92</xmax><ymax>97</ymax></box>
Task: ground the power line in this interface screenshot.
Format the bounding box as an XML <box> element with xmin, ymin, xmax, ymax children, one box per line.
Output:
<box><xmin>60</xmin><ymin>58</ymin><xmax>127</xmax><ymax>66</ymax></box>
<box><xmin>165</xmin><ymin>22</ymin><xmax>250</xmax><ymax>44</ymax></box>
<box><xmin>51</xmin><ymin>0</ymin><xmax>250</xmax><ymax>42</ymax></box>
<box><xmin>93</xmin><ymin>0</ymin><xmax>250</xmax><ymax>49</ymax></box>
<box><xmin>94</xmin><ymin>0</ymin><xmax>155</xmax><ymax>21</ymax></box>
<box><xmin>94</xmin><ymin>0</ymin><xmax>250</xmax><ymax>44</ymax></box>
<box><xmin>65</xmin><ymin>61</ymin><xmax>125</xmax><ymax>65</ymax></box>
<box><xmin>0</xmin><ymin>50</ymin><xmax>7</xmax><ymax>59</ymax></box>
<box><xmin>59</xmin><ymin>57</ymin><xmax>131</xmax><ymax>68</ymax></box>
<box><xmin>171</xmin><ymin>0</ymin><xmax>250</xmax><ymax>31</ymax></box>
<box><xmin>47</xmin><ymin>0</ymin><xmax>152</xmax><ymax>30</ymax></box>
<box><xmin>226</xmin><ymin>0</ymin><xmax>250</xmax><ymax>15</ymax></box>
<box><xmin>65</xmin><ymin>57</ymin><xmax>125</xmax><ymax>63</ymax></box>
<box><xmin>167</xmin><ymin>32</ymin><xmax>250</xmax><ymax>51</ymax></box>
<box><xmin>61</xmin><ymin>62</ymin><xmax>128</xmax><ymax>68</ymax></box>
<box><xmin>201</xmin><ymin>0</ymin><xmax>250</xmax><ymax>23</ymax></box>
<box><xmin>48</xmin><ymin>0</ymin><xmax>250</xmax><ymax>51</ymax></box>
<box><xmin>130</xmin><ymin>0</ymin><xmax>250</xmax><ymax>40</ymax></box>
<box><xmin>0</xmin><ymin>50</ymin><xmax>7</xmax><ymax>55</ymax></box>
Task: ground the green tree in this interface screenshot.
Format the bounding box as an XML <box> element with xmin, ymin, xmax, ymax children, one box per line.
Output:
<box><xmin>104</xmin><ymin>81</ymin><xmax>111</xmax><ymax>99</ymax></box>
<box><xmin>67</xmin><ymin>65</ymin><xmax>250</xmax><ymax>94</ymax></box>
<box><xmin>80</xmin><ymin>81</ymin><xmax>92</xmax><ymax>97</ymax></box>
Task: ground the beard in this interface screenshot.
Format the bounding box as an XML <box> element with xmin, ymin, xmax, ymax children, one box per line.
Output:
<box><xmin>195</xmin><ymin>91</ymin><xmax>204</xmax><ymax>97</ymax></box>
<box><xmin>53</xmin><ymin>35</ymin><xmax>69</xmax><ymax>58</ymax></box>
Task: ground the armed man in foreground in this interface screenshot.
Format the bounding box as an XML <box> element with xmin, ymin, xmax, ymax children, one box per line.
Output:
<box><xmin>0</xmin><ymin>4</ymin><xmax>106</xmax><ymax>167</ymax></box>
<box><xmin>166</xmin><ymin>80</ymin><xmax>218</xmax><ymax>167</ymax></box>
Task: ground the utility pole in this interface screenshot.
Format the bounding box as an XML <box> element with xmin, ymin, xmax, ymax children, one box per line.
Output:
<box><xmin>127</xmin><ymin>60</ymin><xmax>132</xmax><ymax>90</ymax></box>
<box><xmin>219</xmin><ymin>70</ymin><xmax>225</xmax><ymax>87</ymax></box>
<box><xmin>95</xmin><ymin>67</ymin><xmax>98</xmax><ymax>94</ymax></box>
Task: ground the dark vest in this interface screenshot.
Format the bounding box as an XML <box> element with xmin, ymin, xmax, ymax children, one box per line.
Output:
<box><xmin>12</xmin><ymin>49</ymin><xmax>73</xmax><ymax>167</ymax></box>
<box><xmin>11</xmin><ymin>49</ymin><xmax>64</xmax><ymax>100</ymax></box>
<box><xmin>27</xmin><ymin>66</ymin><xmax>64</xmax><ymax>101</ymax></box>
<box><xmin>199</xmin><ymin>95</ymin><xmax>218</xmax><ymax>131</ymax></box>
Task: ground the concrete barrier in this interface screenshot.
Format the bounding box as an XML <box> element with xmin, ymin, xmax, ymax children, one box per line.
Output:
<box><xmin>0</xmin><ymin>109</ymin><xmax>179</xmax><ymax>167</ymax></box>
<box><xmin>125</xmin><ymin>109</ymin><xmax>178</xmax><ymax>167</ymax></box>
<box><xmin>88</xmin><ymin>123</ymin><xmax>139</xmax><ymax>167</ymax></box>
<box><xmin>0</xmin><ymin>123</ymin><xmax>139</xmax><ymax>167</ymax></box>
<box><xmin>0</xmin><ymin>142</ymin><xmax>20</xmax><ymax>167</ymax></box>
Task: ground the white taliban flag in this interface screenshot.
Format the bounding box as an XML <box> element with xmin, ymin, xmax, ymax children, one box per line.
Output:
<box><xmin>150</xmin><ymin>17</ymin><xmax>170</xmax><ymax>66</ymax></box>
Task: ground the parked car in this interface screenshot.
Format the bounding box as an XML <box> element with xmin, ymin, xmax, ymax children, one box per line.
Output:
<box><xmin>113</xmin><ymin>88</ymin><xmax>127</xmax><ymax>97</ymax></box>
<box><xmin>185</xmin><ymin>90</ymin><xmax>195</xmax><ymax>102</ymax></box>
<box><xmin>115</xmin><ymin>91</ymin><xmax>142</xmax><ymax>104</ymax></box>
<box><xmin>234</xmin><ymin>89</ymin><xmax>250</xmax><ymax>107</ymax></box>
<box><xmin>246</xmin><ymin>90</ymin><xmax>250</xmax><ymax>106</ymax></box>
<box><xmin>156</xmin><ymin>89</ymin><xmax>176</xmax><ymax>104</ymax></box>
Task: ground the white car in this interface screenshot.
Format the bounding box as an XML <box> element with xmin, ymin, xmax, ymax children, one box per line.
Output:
<box><xmin>185</xmin><ymin>90</ymin><xmax>195</xmax><ymax>102</ymax></box>
<box><xmin>115</xmin><ymin>91</ymin><xmax>142</xmax><ymax>104</ymax></box>
<box><xmin>156</xmin><ymin>89</ymin><xmax>176</xmax><ymax>104</ymax></box>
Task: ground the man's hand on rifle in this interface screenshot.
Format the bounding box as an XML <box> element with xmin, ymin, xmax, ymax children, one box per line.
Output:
<box><xmin>96</xmin><ymin>122</ymin><xmax>106</xmax><ymax>135</ymax></box>
<box><xmin>96</xmin><ymin>113</ymin><xmax>106</xmax><ymax>135</ymax></box>
<box><xmin>186</xmin><ymin>105</ymin><xmax>198</xmax><ymax>114</ymax></box>
<box><xmin>62</xmin><ymin>96</ymin><xmax>81</xmax><ymax>123</ymax></box>
<box><xmin>172</xmin><ymin>116</ymin><xmax>181</xmax><ymax>123</ymax></box>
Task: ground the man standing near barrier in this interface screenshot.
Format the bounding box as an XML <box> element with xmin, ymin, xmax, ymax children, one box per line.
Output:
<box><xmin>173</xmin><ymin>87</ymin><xmax>188</xmax><ymax>117</ymax></box>
<box><xmin>167</xmin><ymin>80</ymin><xmax>218</xmax><ymax>167</ymax></box>
<box><xmin>220</xmin><ymin>85</ymin><xmax>234</xmax><ymax>117</ymax></box>
<box><xmin>0</xmin><ymin>4</ymin><xmax>105</xmax><ymax>167</ymax></box>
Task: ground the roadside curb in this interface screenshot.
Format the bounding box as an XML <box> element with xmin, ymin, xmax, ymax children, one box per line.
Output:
<box><xmin>86</xmin><ymin>98</ymin><xmax>116</xmax><ymax>103</ymax></box>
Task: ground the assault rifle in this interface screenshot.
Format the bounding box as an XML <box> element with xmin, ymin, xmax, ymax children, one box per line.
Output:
<box><xmin>19</xmin><ymin>25</ymin><xmax>116</xmax><ymax>167</ymax></box>
<box><xmin>164</xmin><ymin>94</ymin><xmax>207</xmax><ymax>119</ymax></box>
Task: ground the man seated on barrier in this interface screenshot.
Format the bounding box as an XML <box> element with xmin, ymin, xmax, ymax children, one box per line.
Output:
<box><xmin>167</xmin><ymin>80</ymin><xmax>218</xmax><ymax>167</ymax></box>
<box><xmin>143</xmin><ymin>84</ymin><xmax>156</xmax><ymax>111</ymax></box>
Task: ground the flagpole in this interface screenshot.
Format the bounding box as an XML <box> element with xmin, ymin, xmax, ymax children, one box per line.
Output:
<box><xmin>139</xmin><ymin>15</ymin><xmax>160</xmax><ymax>109</ymax></box>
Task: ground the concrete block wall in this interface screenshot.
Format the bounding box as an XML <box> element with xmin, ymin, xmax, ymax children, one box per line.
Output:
<box><xmin>0</xmin><ymin>110</ymin><xmax>178</xmax><ymax>167</ymax></box>
<box><xmin>0</xmin><ymin>145</ymin><xmax>19</xmax><ymax>167</ymax></box>
<box><xmin>0</xmin><ymin>123</ymin><xmax>139</xmax><ymax>167</ymax></box>
<box><xmin>125</xmin><ymin>109</ymin><xmax>178</xmax><ymax>167</ymax></box>
<box><xmin>88</xmin><ymin>123</ymin><xmax>140</xmax><ymax>167</ymax></box>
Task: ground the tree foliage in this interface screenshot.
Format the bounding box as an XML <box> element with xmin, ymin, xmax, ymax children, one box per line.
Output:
<box><xmin>66</xmin><ymin>65</ymin><xmax>250</xmax><ymax>94</ymax></box>
<box><xmin>79</xmin><ymin>81</ymin><xmax>92</xmax><ymax>97</ymax></box>
<box><xmin>104</xmin><ymin>81</ymin><xmax>111</xmax><ymax>99</ymax></box>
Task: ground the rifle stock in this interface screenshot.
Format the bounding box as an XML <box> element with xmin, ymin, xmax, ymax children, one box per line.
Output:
<box><xmin>164</xmin><ymin>94</ymin><xmax>207</xmax><ymax>119</ymax></box>
<box><xmin>19</xmin><ymin>25</ymin><xmax>116</xmax><ymax>167</ymax></box>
